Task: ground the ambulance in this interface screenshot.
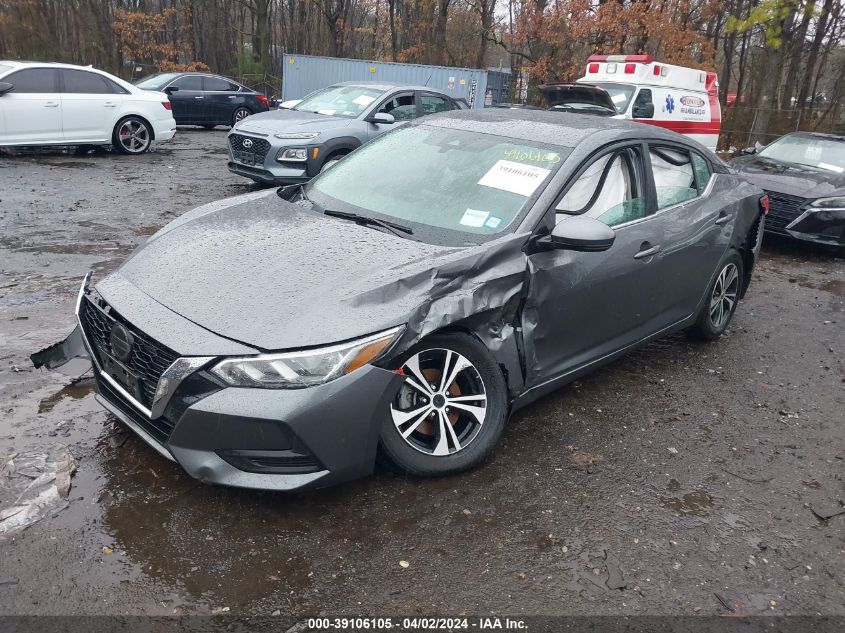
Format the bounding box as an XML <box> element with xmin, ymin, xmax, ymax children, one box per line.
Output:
<box><xmin>565</xmin><ymin>54</ymin><xmax>721</xmax><ymax>152</ymax></box>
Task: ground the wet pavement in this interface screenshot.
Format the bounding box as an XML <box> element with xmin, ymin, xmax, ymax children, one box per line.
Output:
<box><xmin>1</xmin><ymin>131</ymin><xmax>843</xmax><ymax>618</ymax></box>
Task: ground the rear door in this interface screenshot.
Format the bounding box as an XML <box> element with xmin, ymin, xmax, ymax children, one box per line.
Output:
<box><xmin>166</xmin><ymin>75</ymin><xmax>205</xmax><ymax>124</ymax></box>
<box><xmin>646</xmin><ymin>144</ymin><xmax>727</xmax><ymax>321</ymax></box>
<box><xmin>59</xmin><ymin>68</ymin><xmax>125</xmax><ymax>142</ymax></box>
<box><xmin>419</xmin><ymin>93</ymin><xmax>460</xmax><ymax>117</ymax></box>
<box><xmin>0</xmin><ymin>67</ymin><xmax>61</xmax><ymax>143</ymax></box>
<box><xmin>202</xmin><ymin>75</ymin><xmax>242</xmax><ymax>125</ymax></box>
<box><xmin>523</xmin><ymin>142</ymin><xmax>674</xmax><ymax>384</ymax></box>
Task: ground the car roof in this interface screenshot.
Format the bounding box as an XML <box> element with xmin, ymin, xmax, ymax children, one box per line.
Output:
<box><xmin>420</xmin><ymin>108</ymin><xmax>706</xmax><ymax>150</ymax></box>
<box><xmin>0</xmin><ymin>60</ymin><xmax>106</xmax><ymax>71</ymax></box>
<box><xmin>332</xmin><ymin>80</ymin><xmax>446</xmax><ymax>92</ymax></box>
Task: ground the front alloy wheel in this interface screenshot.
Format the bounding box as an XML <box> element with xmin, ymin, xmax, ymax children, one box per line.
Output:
<box><xmin>113</xmin><ymin>117</ymin><xmax>151</xmax><ymax>154</ymax></box>
<box><xmin>379</xmin><ymin>333</ymin><xmax>507</xmax><ymax>477</ymax></box>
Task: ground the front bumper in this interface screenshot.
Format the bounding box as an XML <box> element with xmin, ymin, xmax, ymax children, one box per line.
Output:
<box><xmin>33</xmin><ymin>277</ymin><xmax>404</xmax><ymax>491</ymax></box>
<box><xmin>785</xmin><ymin>207</ymin><xmax>845</xmax><ymax>247</ymax></box>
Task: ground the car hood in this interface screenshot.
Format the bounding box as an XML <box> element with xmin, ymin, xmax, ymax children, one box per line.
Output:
<box><xmin>233</xmin><ymin>109</ymin><xmax>354</xmax><ymax>136</ymax></box>
<box><xmin>109</xmin><ymin>190</ymin><xmax>528</xmax><ymax>352</ymax></box>
<box><xmin>731</xmin><ymin>155</ymin><xmax>845</xmax><ymax>199</ymax></box>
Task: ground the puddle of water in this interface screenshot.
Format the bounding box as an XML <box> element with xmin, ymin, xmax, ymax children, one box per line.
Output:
<box><xmin>660</xmin><ymin>490</ymin><xmax>713</xmax><ymax>517</ymax></box>
<box><xmin>39</xmin><ymin>378</ymin><xmax>95</xmax><ymax>413</ymax></box>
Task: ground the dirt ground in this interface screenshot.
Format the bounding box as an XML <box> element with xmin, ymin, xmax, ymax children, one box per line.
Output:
<box><xmin>0</xmin><ymin>130</ymin><xmax>843</xmax><ymax>619</ymax></box>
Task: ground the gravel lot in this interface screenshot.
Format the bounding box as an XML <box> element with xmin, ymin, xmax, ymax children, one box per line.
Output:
<box><xmin>0</xmin><ymin>130</ymin><xmax>843</xmax><ymax>619</ymax></box>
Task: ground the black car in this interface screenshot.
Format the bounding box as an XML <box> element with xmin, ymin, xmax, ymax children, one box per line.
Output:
<box><xmin>134</xmin><ymin>72</ymin><xmax>270</xmax><ymax>128</ymax></box>
<box><xmin>731</xmin><ymin>132</ymin><xmax>845</xmax><ymax>249</ymax></box>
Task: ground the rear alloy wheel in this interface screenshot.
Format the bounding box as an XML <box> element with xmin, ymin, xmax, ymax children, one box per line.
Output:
<box><xmin>232</xmin><ymin>107</ymin><xmax>252</xmax><ymax>126</ymax></box>
<box><xmin>112</xmin><ymin>117</ymin><xmax>152</xmax><ymax>155</ymax></box>
<box><xmin>686</xmin><ymin>251</ymin><xmax>744</xmax><ymax>340</ymax></box>
<box><xmin>380</xmin><ymin>333</ymin><xmax>507</xmax><ymax>476</ymax></box>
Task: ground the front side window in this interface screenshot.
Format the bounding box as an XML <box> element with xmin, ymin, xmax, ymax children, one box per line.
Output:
<box><xmin>650</xmin><ymin>146</ymin><xmax>698</xmax><ymax>209</ymax></box>
<box><xmin>5</xmin><ymin>68</ymin><xmax>57</xmax><ymax>93</ymax></box>
<box><xmin>758</xmin><ymin>133</ymin><xmax>845</xmax><ymax>173</ymax></box>
<box><xmin>308</xmin><ymin>125</ymin><xmax>569</xmax><ymax>245</ymax></box>
<box><xmin>171</xmin><ymin>75</ymin><xmax>203</xmax><ymax>91</ymax></box>
<box><xmin>61</xmin><ymin>69</ymin><xmax>112</xmax><ymax>94</ymax></box>
<box><xmin>379</xmin><ymin>93</ymin><xmax>417</xmax><ymax>121</ymax></box>
<box><xmin>294</xmin><ymin>85</ymin><xmax>386</xmax><ymax>119</ymax></box>
<box><xmin>556</xmin><ymin>148</ymin><xmax>647</xmax><ymax>227</ymax></box>
<box><xmin>134</xmin><ymin>73</ymin><xmax>179</xmax><ymax>90</ymax></box>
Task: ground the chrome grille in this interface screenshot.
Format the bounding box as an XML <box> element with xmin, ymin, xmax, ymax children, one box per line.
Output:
<box><xmin>764</xmin><ymin>190</ymin><xmax>807</xmax><ymax>234</ymax></box>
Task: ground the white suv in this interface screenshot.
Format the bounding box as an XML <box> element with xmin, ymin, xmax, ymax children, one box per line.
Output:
<box><xmin>0</xmin><ymin>61</ymin><xmax>176</xmax><ymax>154</ymax></box>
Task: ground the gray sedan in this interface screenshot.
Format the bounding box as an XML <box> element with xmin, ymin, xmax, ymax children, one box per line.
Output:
<box><xmin>226</xmin><ymin>81</ymin><xmax>465</xmax><ymax>184</ymax></box>
<box><xmin>35</xmin><ymin>110</ymin><xmax>766</xmax><ymax>491</ymax></box>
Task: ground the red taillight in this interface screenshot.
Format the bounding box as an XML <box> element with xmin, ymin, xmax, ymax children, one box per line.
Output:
<box><xmin>624</xmin><ymin>63</ymin><xmax>636</xmax><ymax>74</ymax></box>
<box><xmin>760</xmin><ymin>195</ymin><xmax>770</xmax><ymax>215</ymax></box>
<box><xmin>653</xmin><ymin>65</ymin><xmax>661</xmax><ymax>75</ymax></box>
<box><xmin>256</xmin><ymin>95</ymin><xmax>269</xmax><ymax>107</ymax></box>
<box><xmin>162</xmin><ymin>101</ymin><xmax>172</xmax><ymax>111</ymax></box>
<box><xmin>588</xmin><ymin>63</ymin><xmax>599</xmax><ymax>73</ymax></box>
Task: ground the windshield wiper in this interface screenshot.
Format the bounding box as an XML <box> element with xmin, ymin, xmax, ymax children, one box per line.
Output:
<box><xmin>323</xmin><ymin>209</ymin><xmax>414</xmax><ymax>238</ymax></box>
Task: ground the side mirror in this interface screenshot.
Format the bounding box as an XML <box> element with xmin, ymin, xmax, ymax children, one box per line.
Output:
<box><xmin>164</xmin><ymin>86</ymin><xmax>179</xmax><ymax>95</ymax></box>
<box><xmin>276</xmin><ymin>183</ymin><xmax>304</xmax><ymax>202</ymax></box>
<box><xmin>632</xmin><ymin>103</ymin><xmax>655</xmax><ymax>119</ymax></box>
<box><xmin>544</xmin><ymin>216</ymin><xmax>615</xmax><ymax>252</ymax></box>
<box><xmin>368</xmin><ymin>112</ymin><xmax>395</xmax><ymax>125</ymax></box>
<box><xmin>0</xmin><ymin>82</ymin><xmax>13</xmax><ymax>96</ymax></box>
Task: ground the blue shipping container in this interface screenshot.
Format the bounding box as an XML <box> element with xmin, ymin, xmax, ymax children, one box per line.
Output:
<box><xmin>281</xmin><ymin>54</ymin><xmax>489</xmax><ymax>109</ymax></box>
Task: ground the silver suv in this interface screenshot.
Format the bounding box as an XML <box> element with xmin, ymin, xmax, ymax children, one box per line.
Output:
<box><xmin>226</xmin><ymin>81</ymin><xmax>466</xmax><ymax>185</ymax></box>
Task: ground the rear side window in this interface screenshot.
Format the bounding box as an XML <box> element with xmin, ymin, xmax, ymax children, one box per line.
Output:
<box><xmin>171</xmin><ymin>75</ymin><xmax>203</xmax><ymax>90</ymax></box>
<box><xmin>6</xmin><ymin>68</ymin><xmax>57</xmax><ymax>93</ymax></box>
<box><xmin>421</xmin><ymin>94</ymin><xmax>455</xmax><ymax>114</ymax></box>
<box><xmin>556</xmin><ymin>147</ymin><xmax>648</xmax><ymax>227</ymax></box>
<box><xmin>204</xmin><ymin>76</ymin><xmax>239</xmax><ymax>91</ymax></box>
<box><xmin>691</xmin><ymin>152</ymin><xmax>713</xmax><ymax>193</ymax></box>
<box><xmin>650</xmin><ymin>146</ymin><xmax>697</xmax><ymax>209</ymax></box>
<box><xmin>61</xmin><ymin>69</ymin><xmax>119</xmax><ymax>94</ymax></box>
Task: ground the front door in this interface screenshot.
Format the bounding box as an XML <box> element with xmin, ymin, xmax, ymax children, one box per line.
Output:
<box><xmin>59</xmin><ymin>68</ymin><xmax>119</xmax><ymax>142</ymax></box>
<box><xmin>166</xmin><ymin>75</ymin><xmax>205</xmax><ymax>124</ymax></box>
<box><xmin>367</xmin><ymin>91</ymin><xmax>418</xmax><ymax>140</ymax></box>
<box><xmin>0</xmin><ymin>68</ymin><xmax>62</xmax><ymax>143</ymax></box>
<box><xmin>523</xmin><ymin>143</ymin><xmax>673</xmax><ymax>386</ymax></box>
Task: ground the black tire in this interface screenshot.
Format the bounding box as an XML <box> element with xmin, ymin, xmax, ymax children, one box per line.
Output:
<box><xmin>112</xmin><ymin>116</ymin><xmax>152</xmax><ymax>155</ymax></box>
<box><xmin>203</xmin><ymin>124</ymin><xmax>216</xmax><ymax>130</ymax></box>
<box><xmin>379</xmin><ymin>332</ymin><xmax>508</xmax><ymax>477</ymax></box>
<box><xmin>319</xmin><ymin>151</ymin><xmax>348</xmax><ymax>173</ymax></box>
<box><xmin>686</xmin><ymin>250</ymin><xmax>744</xmax><ymax>341</ymax></box>
<box><xmin>231</xmin><ymin>107</ymin><xmax>252</xmax><ymax>126</ymax></box>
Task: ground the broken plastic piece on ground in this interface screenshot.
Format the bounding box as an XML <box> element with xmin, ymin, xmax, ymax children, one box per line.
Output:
<box><xmin>0</xmin><ymin>446</ymin><xmax>76</xmax><ymax>536</ymax></box>
<box><xmin>30</xmin><ymin>325</ymin><xmax>91</xmax><ymax>376</ymax></box>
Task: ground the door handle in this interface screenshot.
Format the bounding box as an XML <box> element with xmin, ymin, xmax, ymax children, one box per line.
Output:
<box><xmin>44</xmin><ymin>102</ymin><xmax>59</xmax><ymax>108</ymax></box>
<box><xmin>194</xmin><ymin>95</ymin><xmax>205</xmax><ymax>99</ymax></box>
<box><xmin>104</xmin><ymin>102</ymin><xmax>116</xmax><ymax>108</ymax></box>
<box><xmin>715</xmin><ymin>212</ymin><xmax>732</xmax><ymax>226</ymax></box>
<box><xmin>633</xmin><ymin>243</ymin><xmax>661</xmax><ymax>260</ymax></box>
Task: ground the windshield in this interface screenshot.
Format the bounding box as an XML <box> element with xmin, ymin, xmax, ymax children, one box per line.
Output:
<box><xmin>759</xmin><ymin>134</ymin><xmax>845</xmax><ymax>173</ymax></box>
<box><xmin>308</xmin><ymin>125</ymin><xmax>570</xmax><ymax>245</ymax></box>
<box><xmin>134</xmin><ymin>73</ymin><xmax>179</xmax><ymax>90</ymax></box>
<box><xmin>294</xmin><ymin>85</ymin><xmax>386</xmax><ymax>118</ymax></box>
<box><xmin>551</xmin><ymin>103</ymin><xmax>615</xmax><ymax>115</ymax></box>
<box><xmin>583</xmin><ymin>82</ymin><xmax>635</xmax><ymax>114</ymax></box>
<box><xmin>0</xmin><ymin>63</ymin><xmax>12</xmax><ymax>76</ymax></box>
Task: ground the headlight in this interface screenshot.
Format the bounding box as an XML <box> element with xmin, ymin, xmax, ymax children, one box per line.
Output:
<box><xmin>277</xmin><ymin>147</ymin><xmax>309</xmax><ymax>162</ymax></box>
<box><xmin>274</xmin><ymin>132</ymin><xmax>319</xmax><ymax>140</ymax></box>
<box><xmin>810</xmin><ymin>196</ymin><xmax>845</xmax><ymax>209</ymax></box>
<box><xmin>210</xmin><ymin>326</ymin><xmax>404</xmax><ymax>389</ymax></box>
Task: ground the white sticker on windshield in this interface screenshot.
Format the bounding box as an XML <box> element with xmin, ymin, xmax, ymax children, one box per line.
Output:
<box><xmin>805</xmin><ymin>146</ymin><xmax>822</xmax><ymax>160</ymax></box>
<box><xmin>611</xmin><ymin>93</ymin><xmax>627</xmax><ymax>104</ymax></box>
<box><xmin>318</xmin><ymin>109</ymin><xmax>336</xmax><ymax>115</ymax></box>
<box><xmin>478</xmin><ymin>160</ymin><xmax>552</xmax><ymax>197</ymax></box>
<box><xmin>460</xmin><ymin>209</ymin><xmax>490</xmax><ymax>227</ymax></box>
<box><xmin>818</xmin><ymin>162</ymin><xmax>844</xmax><ymax>173</ymax></box>
<box><xmin>352</xmin><ymin>95</ymin><xmax>376</xmax><ymax>107</ymax></box>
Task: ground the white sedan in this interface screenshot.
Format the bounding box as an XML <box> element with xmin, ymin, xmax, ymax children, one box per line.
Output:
<box><xmin>0</xmin><ymin>61</ymin><xmax>176</xmax><ymax>154</ymax></box>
